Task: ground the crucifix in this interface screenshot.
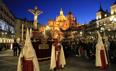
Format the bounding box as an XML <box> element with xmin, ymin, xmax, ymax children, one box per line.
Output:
<box><xmin>28</xmin><ymin>6</ymin><xmax>42</xmax><ymax>30</ymax></box>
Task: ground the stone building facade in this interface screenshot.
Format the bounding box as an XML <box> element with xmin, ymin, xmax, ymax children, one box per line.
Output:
<box><xmin>0</xmin><ymin>2</ymin><xmax>15</xmax><ymax>43</ymax></box>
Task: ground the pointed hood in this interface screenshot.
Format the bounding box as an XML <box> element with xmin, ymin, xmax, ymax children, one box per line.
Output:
<box><xmin>23</xmin><ymin>28</ymin><xmax>35</xmax><ymax>58</ymax></box>
<box><xmin>17</xmin><ymin>28</ymin><xmax>40</xmax><ymax>71</ymax></box>
<box><xmin>97</xmin><ymin>31</ymin><xmax>102</xmax><ymax>42</ymax></box>
<box><xmin>95</xmin><ymin>32</ymin><xmax>108</xmax><ymax>67</ymax></box>
<box><xmin>96</xmin><ymin>31</ymin><xmax>104</xmax><ymax>47</ymax></box>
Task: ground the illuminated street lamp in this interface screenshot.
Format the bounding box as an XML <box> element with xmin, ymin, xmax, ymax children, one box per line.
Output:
<box><xmin>80</xmin><ymin>31</ymin><xmax>83</xmax><ymax>36</ymax></box>
<box><xmin>108</xmin><ymin>28</ymin><xmax>111</xmax><ymax>31</ymax></box>
<box><xmin>2</xmin><ymin>32</ymin><xmax>4</xmax><ymax>36</ymax></box>
<box><xmin>100</xmin><ymin>27</ymin><xmax>105</xmax><ymax>32</ymax></box>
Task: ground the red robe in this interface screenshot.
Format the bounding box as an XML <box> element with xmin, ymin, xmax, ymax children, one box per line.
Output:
<box><xmin>96</xmin><ymin>31</ymin><xmax>108</xmax><ymax>70</ymax></box>
<box><xmin>21</xmin><ymin>57</ymin><xmax>34</xmax><ymax>71</ymax></box>
<box><xmin>100</xmin><ymin>50</ymin><xmax>108</xmax><ymax>69</ymax></box>
<box><xmin>54</xmin><ymin>44</ymin><xmax>61</xmax><ymax>69</ymax></box>
<box><xmin>17</xmin><ymin>29</ymin><xmax>40</xmax><ymax>71</ymax></box>
<box><xmin>50</xmin><ymin>42</ymin><xmax>66</xmax><ymax>70</ymax></box>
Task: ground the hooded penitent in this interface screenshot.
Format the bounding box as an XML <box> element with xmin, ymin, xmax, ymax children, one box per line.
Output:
<box><xmin>50</xmin><ymin>30</ymin><xmax>66</xmax><ymax>70</ymax></box>
<box><xmin>95</xmin><ymin>31</ymin><xmax>108</xmax><ymax>69</ymax></box>
<box><xmin>17</xmin><ymin>29</ymin><xmax>40</xmax><ymax>71</ymax></box>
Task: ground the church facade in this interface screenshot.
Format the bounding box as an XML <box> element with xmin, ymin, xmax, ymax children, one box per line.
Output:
<box><xmin>48</xmin><ymin>9</ymin><xmax>80</xmax><ymax>31</ymax></box>
<box><xmin>0</xmin><ymin>2</ymin><xmax>15</xmax><ymax>43</ymax></box>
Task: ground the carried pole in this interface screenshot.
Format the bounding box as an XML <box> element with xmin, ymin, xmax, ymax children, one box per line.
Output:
<box><xmin>21</xmin><ymin>24</ymin><xmax>24</xmax><ymax>42</ymax></box>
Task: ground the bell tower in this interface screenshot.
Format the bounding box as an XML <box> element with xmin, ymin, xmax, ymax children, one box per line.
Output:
<box><xmin>96</xmin><ymin>4</ymin><xmax>105</xmax><ymax>20</ymax></box>
<box><xmin>111</xmin><ymin>0</ymin><xmax>116</xmax><ymax>15</ymax></box>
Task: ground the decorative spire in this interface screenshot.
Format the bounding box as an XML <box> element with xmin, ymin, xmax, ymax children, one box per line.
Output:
<box><xmin>98</xmin><ymin>1</ymin><xmax>104</xmax><ymax>12</ymax></box>
<box><xmin>60</xmin><ymin>8</ymin><xmax>64</xmax><ymax>16</ymax></box>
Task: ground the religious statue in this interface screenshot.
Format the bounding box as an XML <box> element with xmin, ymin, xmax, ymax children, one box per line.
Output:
<box><xmin>28</xmin><ymin>6</ymin><xmax>42</xmax><ymax>30</ymax></box>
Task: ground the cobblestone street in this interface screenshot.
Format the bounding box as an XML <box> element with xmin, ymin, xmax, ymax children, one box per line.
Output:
<box><xmin>0</xmin><ymin>49</ymin><xmax>116</xmax><ymax>71</ymax></box>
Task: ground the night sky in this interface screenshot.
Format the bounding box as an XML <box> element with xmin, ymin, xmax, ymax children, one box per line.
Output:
<box><xmin>3</xmin><ymin>0</ymin><xmax>115</xmax><ymax>24</ymax></box>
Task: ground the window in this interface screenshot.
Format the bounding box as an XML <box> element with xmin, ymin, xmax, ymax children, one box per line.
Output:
<box><xmin>0</xmin><ymin>19</ymin><xmax>15</xmax><ymax>34</ymax></box>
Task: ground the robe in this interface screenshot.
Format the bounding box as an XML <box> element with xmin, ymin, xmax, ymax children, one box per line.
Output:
<box><xmin>21</xmin><ymin>57</ymin><xmax>33</xmax><ymax>71</ymax></box>
<box><xmin>95</xmin><ymin>32</ymin><xmax>108</xmax><ymax>69</ymax></box>
<box><xmin>50</xmin><ymin>43</ymin><xmax>66</xmax><ymax>70</ymax></box>
<box><xmin>17</xmin><ymin>29</ymin><xmax>40</xmax><ymax>71</ymax></box>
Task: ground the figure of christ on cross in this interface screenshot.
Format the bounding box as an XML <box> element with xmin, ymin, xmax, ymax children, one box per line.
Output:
<box><xmin>28</xmin><ymin>6</ymin><xmax>42</xmax><ymax>31</ymax></box>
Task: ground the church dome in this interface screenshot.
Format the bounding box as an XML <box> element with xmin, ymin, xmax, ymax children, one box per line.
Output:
<box><xmin>56</xmin><ymin>8</ymin><xmax>67</xmax><ymax>22</ymax></box>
